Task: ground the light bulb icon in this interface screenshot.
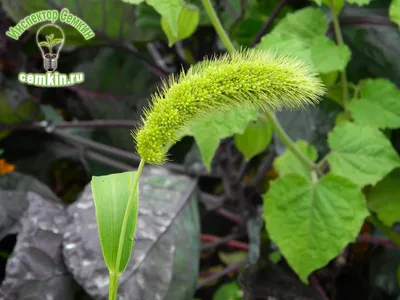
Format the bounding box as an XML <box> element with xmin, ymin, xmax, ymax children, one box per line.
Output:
<box><xmin>36</xmin><ymin>23</ymin><xmax>65</xmax><ymax>72</ymax></box>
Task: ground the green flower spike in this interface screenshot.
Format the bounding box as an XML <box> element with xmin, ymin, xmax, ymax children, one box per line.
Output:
<box><xmin>133</xmin><ymin>48</ymin><xmax>326</xmax><ymax>164</ymax></box>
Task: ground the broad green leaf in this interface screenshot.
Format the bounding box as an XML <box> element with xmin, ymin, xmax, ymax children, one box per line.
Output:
<box><xmin>188</xmin><ymin>107</ymin><xmax>258</xmax><ymax>171</ymax></box>
<box><xmin>146</xmin><ymin>0</ymin><xmax>183</xmax><ymax>36</ymax></box>
<box><xmin>271</xmin><ymin>7</ymin><xmax>328</xmax><ymax>41</ymax></box>
<box><xmin>213</xmin><ymin>282</ymin><xmax>242</xmax><ymax>300</ymax></box>
<box><xmin>390</xmin><ymin>0</ymin><xmax>400</xmax><ymax>27</ymax></box>
<box><xmin>263</xmin><ymin>173</ymin><xmax>369</xmax><ymax>282</ymax></box>
<box><xmin>258</xmin><ymin>34</ymin><xmax>313</xmax><ymax>67</ymax></box>
<box><xmin>367</xmin><ymin>169</ymin><xmax>400</xmax><ymax>227</ymax></box>
<box><xmin>327</xmin><ymin>122</ymin><xmax>400</xmax><ymax>186</ymax></box>
<box><xmin>257</xmin><ymin>8</ymin><xmax>327</xmax><ymax>68</ymax></box>
<box><xmin>273</xmin><ymin>140</ymin><xmax>317</xmax><ymax>180</ymax></box>
<box><xmin>348</xmin><ymin>78</ymin><xmax>400</xmax><ymax>129</ymax></box>
<box><xmin>91</xmin><ymin>171</ymin><xmax>139</xmax><ymax>273</ymax></box>
<box><xmin>0</xmin><ymin>149</ymin><xmax>3</xmax><ymax>156</ymax></box>
<box><xmin>311</xmin><ymin>37</ymin><xmax>351</xmax><ymax>73</ymax></box>
<box><xmin>346</xmin><ymin>0</ymin><xmax>373</xmax><ymax>6</ymax></box>
<box><xmin>161</xmin><ymin>3</ymin><xmax>199</xmax><ymax>47</ymax></box>
<box><xmin>234</xmin><ymin>115</ymin><xmax>272</xmax><ymax>161</ymax></box>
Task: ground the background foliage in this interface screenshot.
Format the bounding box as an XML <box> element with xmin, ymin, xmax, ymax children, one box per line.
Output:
<box><xmin>0</xmin><ymin>0</ymin><xmax>400</xmax><ymax>299</ymax></box>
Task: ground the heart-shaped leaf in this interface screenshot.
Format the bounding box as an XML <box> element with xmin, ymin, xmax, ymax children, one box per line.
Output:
<box><xmin>264</xmin><ymin>173</ymin><xmax>369</xmax><ymax>282</ymax></box>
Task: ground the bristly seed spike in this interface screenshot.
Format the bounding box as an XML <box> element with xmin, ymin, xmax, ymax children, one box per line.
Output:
<box><xmin>133</xmin><ymin>48</ymin><xmax>326</xmax><ymax>164</ymax></box>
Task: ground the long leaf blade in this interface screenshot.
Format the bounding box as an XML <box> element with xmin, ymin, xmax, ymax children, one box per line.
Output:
<box><xmin>91</xmin><ymin>171</ymin><xmax>139</xmax><ymax>273</ymax></box>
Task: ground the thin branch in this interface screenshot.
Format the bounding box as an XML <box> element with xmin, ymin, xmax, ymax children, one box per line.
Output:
<box><xmin>196</xmin><ymin>258</ymin><xmax>247</xmax><ymax>289</ymax></box>
<box><xmin>67</xmin><ymin>85</ymin><xmax>126</xmax><ymax>101</ymax></box>
<box><xmin>216</xmin><ymin>208</ymin><xmax>241</xmax><ymax>224</ymax></box>
<box><xmin>250</xmin><ymin>0</ymin><xmax>288</xmax><ymax>47</ymax></box>
<box><xmin>52</xmin><ymin>128</ymin><xmax>141</xmax><ymax>161</ymax></box>
<box><xmin>357</xmin><ymin>233</ymin><xmax>399</xmax><ymax>248</ymax></box>
<box><xmin>310</xmin><ymin>275</ymin><xmax>329</xmax><ymax>300</ymax></box>
<box><xmin>201</xmin><ymin>232</ymin><xmax>247</xmax><ymax>251</ymax></box>
<box><xmin>249</xmin><ymin>151</ymin><xmax>276</xmax><ymax>188</ymax></box>
<box><xmin>86</xmin><ymin>150</ymin><xmax>135</xmax><ymax>171</ymax></box>
<box><xmin>0</xmin><ymin>120</ymin><xmax>140</xmax><ymax>130</ymax></box>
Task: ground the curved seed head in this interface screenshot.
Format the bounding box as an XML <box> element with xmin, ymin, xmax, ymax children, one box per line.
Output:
<box><xmin>132</xmin><ymin>48</ymin><xmax>326</xmax><ymax>164</ymax></box>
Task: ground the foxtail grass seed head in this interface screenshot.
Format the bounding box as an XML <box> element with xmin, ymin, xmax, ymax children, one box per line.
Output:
<box><xmin>133</xmin><ymin>49</ymin><xmax>326</xmax><ymax>164</ymax></box>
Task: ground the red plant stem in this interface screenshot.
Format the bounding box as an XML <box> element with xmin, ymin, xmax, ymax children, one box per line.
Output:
<box><xmin>356</xmin><ymin>234</ymin><xmax>398</xmax><ymax>248</ymax></box>
<box><xmin>67</xmin><ymin>85</ymin><xmax>123</xmax><ymax>101</ymax></box>
<box><xmin>201</xmin><ymin>234</ymin><xmax>249</xmax><ymax>251</ymax></box>
<box><xmin>215</xmin><ymin>208</ymin><xmax>241</xmax><ymax>224</ymax></box>
<box><xmin>310</xmin><ymin>275</ymin><xmax>329</xmax><ymax>300</ymax></box>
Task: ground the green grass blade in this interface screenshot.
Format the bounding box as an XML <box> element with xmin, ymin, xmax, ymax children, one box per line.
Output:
<box><xmin>91</xmin><ymin>171</ymin><xmax>139</xmax><ymax>274</ymax></box>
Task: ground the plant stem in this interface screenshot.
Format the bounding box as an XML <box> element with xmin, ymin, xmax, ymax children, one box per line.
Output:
<box><xmin>263</xmin><ymin>110</ymin><xmax>317</xmax><ymax>172</ymax></box>
<box><xmin>330</xmin><ymin>0</ymin><xmax>350</xmax><ymax>119</ymax></box>
<box><xmin>201</xmin><ymin>0</ymin><xmax>235</xmax><ymax>53</ymax></box>
<box><xmin>108</xmin><ymin>272</ymin><xmax>119</xmax><ymax>300</ymax></box>
<box><xmin>109</xmin><ymin>159</ymin><xmax>145</xmax><ymax>299</ymax></box>
<box><xmin>201</xmin><ymin>0</ymin><xmax>320</xmax><ymax>175</ymax></box>
<box><xmin>368</xmin><ymin>215</ymin><xmax>400</xmax><ymax>248</ymax></box>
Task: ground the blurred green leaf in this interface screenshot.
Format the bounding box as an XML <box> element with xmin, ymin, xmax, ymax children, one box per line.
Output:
<box><xmin>257</xmin><ymin>7</ymin><xmax>333</xmax><ymax>69</ymax></box>
<box><xmin>327</xmin><ymin>122</ymin><xmax>400</xmax><ymax>186</ymax></box>
<box><xmin>124</xmin><ymin>0</ymin><xmax>183</xmax><ymax>36</ymax></box>
<box><xmin>0</xmin><ymin>149</ymin><xmax>3</xmax><ymax>156</ymax></box>
<box><xmin>271</xmin><ymin>7</ymin><xmax>328</xmax><ymax>41</ymax></box>
<box><xmin>219</xmin><ymin>251</ymin><xmax>248</xmax><ymax>266</ymax></box>
<box><xmin>327</xmin><ymin>83</ymin><xmax>345</xmax><ymax>106</ymax></box>
<box><xmin>161</xmin><ymin>3</ymin><xmax>199</xmax><ymax>46</ymax></box>
<box><xmin>335</xmin><ymin>111</ymin><xmax>348</xmax><ymax>125</ymax></box>
<box><xmin>0</xmin><ymin>82</ymin><xmax>39</xmax><ymax>139</ymax></box>
<box><xmin>311</xmin><ymin>36</ymin><xmax>351</xmax><ymax>73</ymax></box>
<box><xmin>234</xmin><ymin>115</ymin><xmax>272</xmax><ymax>161</ymax></box>
<box><xmin>91</xmin><ymin>171</ymin><xmax>139</xmax><ymax>273</ymax></box>
<box><xmin>40</xmin><ymin>105</ymin><xmax>63</xmax><ymax>122</ymax></box>
<box><xmin>258</xmin><ymin>34</ymin><xmax>313</xmax><ymax>66</ymax></box>
<box><xmin>348</xmin><ymin>78</ymin><xmax>400</xmax><ymax>129</ymax></box>
<box><xmin>269</xmin><ymin>250</ymin><xmax>282</xmax><ymax>264</ymax></box>
<box><xmin>320</xmin><ymin>71</ymin><xmax>339</xmax><ymax>86</ymax></box>
<box><xmin>346</xmin><ymin>0</ymin><xmax>373</xmax><ymax>6</ymax></box>
<box><xmin>213</xmin><ymin>282</ymin><xmax>243</xmax><ymax>300</ymax></box>
<box><xmin>367</xmin><ymin>168</ymin><xmax>400</xmax><ymax>227</ymax></box>
<box><xmin>264</xmin><ymin>173</ymin><xmax>368</xmax><ymax>283</ymax></box>
<box><xmin>323</xmin><ymin>0</ymin><xmax>345</xmax><ymax>14</ymax></box>
<box><xmin>390</xmin><ymin>0</ymin><xmax>400</xmax><ymax>27</ymax></box>
<box><xmin>188</xmin><ymin>107</ymin><xmax>258</xmax><ymax>171</ymax></box>
<box><xmin>273</xmin><ymin>140</ymin><xmax>317</xmax><ymax>180</ymax></box>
